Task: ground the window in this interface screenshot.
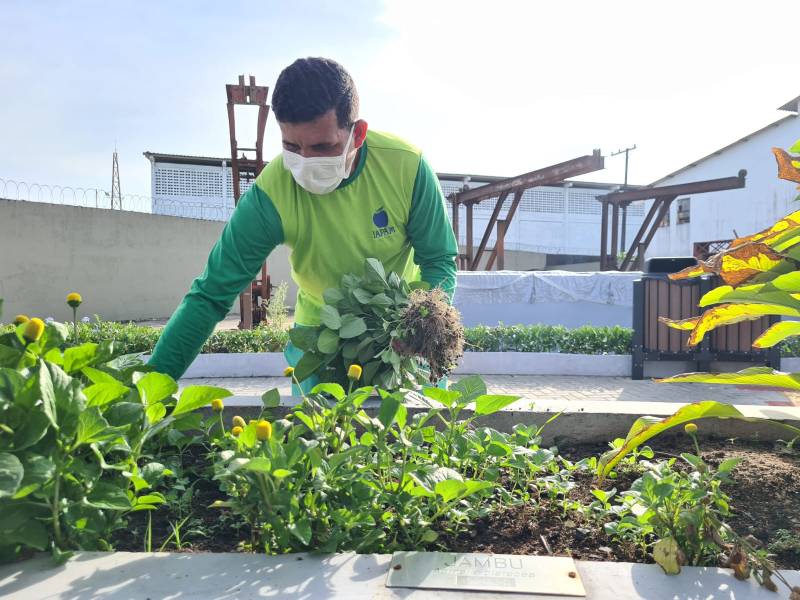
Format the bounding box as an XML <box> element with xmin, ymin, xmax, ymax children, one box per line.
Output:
<box><xmin>658</xmin><ymin>205</ymin><xmax>670</xmax><ymax>228</ymax></box>
<box><xmin>677</xmin><ymin>197</ymin><xmax>690</xmax><ymax>225</ymax></box>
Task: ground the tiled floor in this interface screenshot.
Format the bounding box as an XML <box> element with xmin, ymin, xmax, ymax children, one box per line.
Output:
<box><xmin>178</xmin><ymin>375</ymin><xmax>800</xmax><ymax>407</ymax></box>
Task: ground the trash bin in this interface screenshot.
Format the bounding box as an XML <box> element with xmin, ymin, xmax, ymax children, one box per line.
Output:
<box><xmin>631</xmin><ymin>257</ymin><xmax>779</xmax><ymax>379</ymax></box>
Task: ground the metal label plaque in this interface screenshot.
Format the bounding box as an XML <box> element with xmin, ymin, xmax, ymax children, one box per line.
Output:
<box><xmin>385</xmin><ymin>552</ymin><xmax>586</xmax><ymax>596</ymax></box>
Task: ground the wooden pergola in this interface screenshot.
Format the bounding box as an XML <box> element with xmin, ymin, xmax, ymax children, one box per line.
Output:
<box><xmin>449</xmin><ymin>151</ymin><xmax>605</xmax><ymax>270</ymax></box>
<box><xmin>598</xmin><ymin>170</ymin><xmax>748</xmax><ymax>271</ymax></box>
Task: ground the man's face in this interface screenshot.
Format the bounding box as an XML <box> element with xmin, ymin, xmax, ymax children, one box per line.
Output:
<box><xmin>279</xmin><ymin>109</ymin><xmax>367</xmax><ymax>159</ymax></box>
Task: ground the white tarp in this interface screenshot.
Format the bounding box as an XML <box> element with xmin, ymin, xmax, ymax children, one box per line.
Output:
<box><xmin>454</xmin><ymin>271</ymin><xmax>641</xmax><ymax>307</ymax></box>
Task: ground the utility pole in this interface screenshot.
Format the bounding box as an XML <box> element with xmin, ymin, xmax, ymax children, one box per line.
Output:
<box><xmin>611</xmin><ymin>145</ymin><xmax>636</xmax><ymax>254</ymax></box>
<box><xmin>110</xmin><ymin>148</ymin><xmax>122</xmax><ymax>210</ymax></box>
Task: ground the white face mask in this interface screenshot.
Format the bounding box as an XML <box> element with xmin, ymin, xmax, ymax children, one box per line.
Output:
<box><xmin>282</xmin><ymin>126</ymin><xmax>356</xmax><ymax>195</ymax></box>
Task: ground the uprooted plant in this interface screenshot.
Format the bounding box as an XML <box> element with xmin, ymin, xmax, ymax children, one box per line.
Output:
<box><xmin>290</xmin><ymin>258</ymin><xmax>464</xmax><ymax>389</ymax></box>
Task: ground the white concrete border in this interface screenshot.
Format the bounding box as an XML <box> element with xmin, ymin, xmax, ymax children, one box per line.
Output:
<box><xmin>145</xmin><ymin>352</ymin><xmax>800</xmax><ymax>379</ymax></box>
<box><xmin>1</xmin><ymin>551</ymin><xmax>797</xmax><ymax>599</ymax></box>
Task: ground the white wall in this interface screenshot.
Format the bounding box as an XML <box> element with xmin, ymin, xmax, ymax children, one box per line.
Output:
<box><xmin>648</xmin><ymin>114</ymin><xmax>800</xmax><ymax>257</ymax></box>
<box><xmin>0</xmin><ymin>199</ymin><xmax>295</xmax><ymax>322</ymax></box>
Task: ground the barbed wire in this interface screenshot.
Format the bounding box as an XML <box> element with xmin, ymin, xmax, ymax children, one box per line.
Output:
<box><xmin>0</xmin><ymin>177</ymin><xmax>232</xmax><ymax>221</ymax></box>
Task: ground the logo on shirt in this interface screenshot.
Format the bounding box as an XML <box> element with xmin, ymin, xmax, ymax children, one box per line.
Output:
<box><xmin>372</xmin><ymin>207</ymin><xmax>396</xmax><ymax>239</ymax></box>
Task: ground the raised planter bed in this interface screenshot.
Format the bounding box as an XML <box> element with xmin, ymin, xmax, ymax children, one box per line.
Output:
<box><xmin>2</xmin><ymin>550</ymin><xmax>798</xmax><ymax>599</ymax></box>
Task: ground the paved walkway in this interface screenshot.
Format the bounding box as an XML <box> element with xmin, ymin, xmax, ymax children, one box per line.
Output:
<box><xmin>179</xmin><ymin>375</ymin><xmax>800</xmax><ymax>407</ymax></box>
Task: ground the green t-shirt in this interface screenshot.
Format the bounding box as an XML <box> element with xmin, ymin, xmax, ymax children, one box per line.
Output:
<box><xmin>148</xmin><ymin>130</ymin><xmax>458</xmax><ymax>380</ymax></box>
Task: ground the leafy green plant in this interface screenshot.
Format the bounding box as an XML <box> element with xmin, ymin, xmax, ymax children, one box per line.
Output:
<box><xmin>0</xmin><ymin>316</ymin><xmax>230</xmax><ymax>563</ymax></box>
<box><xmin>210</xmin><ymin>372</ymin><xmax>565</xmax><ymax>554</ymax></box>
<box><xmin>290</xmin><ymin>258</ymin><xmax>464</xmax><ymax>389</ymax></box>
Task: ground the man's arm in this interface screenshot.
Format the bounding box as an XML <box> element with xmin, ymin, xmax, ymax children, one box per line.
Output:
<box><xmin>406</xmin><ymin>155</ymin><xmax>458</xmax><ymax>299</ymax></box>
<box><xmin>148</xmin><ymin>184</ymin><xmax>284</xmax><ymax>379</ymax></box>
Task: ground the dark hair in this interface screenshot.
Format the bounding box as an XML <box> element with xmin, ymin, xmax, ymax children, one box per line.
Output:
<box><xmin>272</xmin><ymin>57</ymin><xmax>359</xmax><ymax>128</ymax></box>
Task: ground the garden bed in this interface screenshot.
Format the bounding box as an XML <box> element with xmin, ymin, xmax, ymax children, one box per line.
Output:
<box><xmin>112</xmin><ymin>437</ymin><xmax>800</xmax><ymax>571</ymax></box>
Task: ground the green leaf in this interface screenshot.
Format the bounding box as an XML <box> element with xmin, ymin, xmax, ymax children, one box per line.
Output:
<box><xmin>63</xmin><ymin>343</ymin><xmax>99</xmax><ymax>374</ymax></box>
<box><xmin>36</xmin><ymin>362</ymin><xmax>58</xmax><ymax>429</ymax></box>
<box><xmin>365</xmin><ymin>258</ymin><xmax>386</xmax><ymax>283</ymax></box>
<box><xmin>244</xmin><ymin>457</ymin><xmax>271</xmax><ymax>473</ymax></box>
<box><xmin>353</xmin><ymin>288</ymin><xmax>373</xmax><ymax>304</ymax></box>
<box><xmin>311</xmin><ymin>383</ymin><xmax>345</xmax><ymax>400</ymax></box>
<box><xmin>289</xmin><ymin>327</ymin><xmax>319</xmax><ymax>352</ymax></box>
<box><xmin>409</xmin><ymin>281</ymin><xmax>431</xmax><ymax>291</ymax></box>
<box><xmin>13</xmin><ymin>455</ymin><xmax>55</xmax><ymax>499</ymax></box>
<box><xmin>475</xmin><ymin>394</ymin><xmax>520</xmax><ymax>416</ymax></box>
<box><xmin>294</xmin><ymin>352</ymin><xmax>326</xmax><ymax>383</ymax></box>
<box><xmin>86</xmin><ymin>481</ymin><xmax>131</xmax><ymax>510</ymax></box>
<box><xmin>368</xmin><ymin>293</ymin><xmax>393</xmax><ymax>307</ymax></box>
<box><xmin>288</xmin><ymin>518</ymin><xmax>312</xmax><ymax>546</ymax></box>
<box><xmin>135</xmin><ymin>493</ymin><xmax>166</xmax><ymax>505</ymax></box>
<box><xmin>317</xmin><ymin>328</ymin><xmax>341</xmax><ymax>354</ymax></box>
<box><xmin>323</xmin><ymin>288</ymin><xmax>345</xmax><ymax>307</ymax></box>
<box><xmin>82</xmin><ymin>366</ymin><xmax>119</xmax><ymax>385</ymax></box>
<box><xmin>435</xmin><ymin>479</ymin><xmax>466</xmax><ymax>502</ymax></box>
<box><xmin>12</xmin><ymin>412</ymin><xmax>50</xmax><ymax>451</ymax></box>
<box><xmin>319</xmin><ymin>305</ymin><xmax>342</xmax><ymax>330</ymax></box>
<box><xmin>420</xmin><ymin>530</ymin><xmax>438</xmax><ymax>543</ymax></box>
<box><xmin>790</xmin><ymin>140</ymin><xmax>800</xmax><ymax>153</ymax></box>
<box><xmin>422</xmin><ymin>387</ymin><xmax>461</xmax><ymax>408</ymax></box>
<box><xmin>753</xmin><ymin>321</ymin><xmax>800</xmax><ymax>348</ymax></box>
<box><xmin>0</xmin><ymin>453</ymin><xmax>24</xmax><ymax>498</ymax></box>
<box><xmin>451</xmin><ymin>375</ymin><xmax>487</xmax><ymax>403</ymax></box>
<box><xmin>339</xmin><ymin>315</ymin><xmax>367</xmax><ymax>339</ymax></box>
<box><xmin>85</xmin><ymin>381</ymin><xmax>129</xmax><ymax>408</ymax></box>
<box><xmin>135</xmin><ymin>372</ymin><xmax>177</xmax><ymax>406</ymax></box>
<box><xmin>172</xmin><ymin>386</ymin><xmax>232</xmax><ymax>418</ymax></box>
<box><xmin>658</xmin><ymin>367</ymin><xmax>800</xmax><ymax>390</ymax></box>
<box><xmin>718</xmin><ymin>458</ymin><xmax>742</xmax><ymax>473</ymax></box>
<box><xmin>272</xmin><ymin>468</ymin><xmax>293</xmax><ymax>479</ymax></box>
<box><xmin>486</xmin><ymin>441</ymin><xmax>512</xmax><ymax>457</ymax></box>
<box><xmin>75</xmin><ymin>407</ymin><xmax>119</xmax><ymax>447</ymax></box>
<box><xmin>378</xmin><ymin>395</ymin><xmax>401</xmax><ymax>428</ymax></box>
<box><xmin>262</xmin><ymin>388</ymin><xmax>281</xmax><ymax>408</ymax></box>
<box><xmin>146</xmin><ymin>402</ymin><xmax>167</xmax><ymax>425</ymax></box>
<box><xmin>4</xmin><ymin>520</ymin><xmax>49</xmax><ymax>551</ymax></box>
<box><xmin>597</xmin><ymin>401</ymin><xmax>745</xmax><ymax>480</ymax></box>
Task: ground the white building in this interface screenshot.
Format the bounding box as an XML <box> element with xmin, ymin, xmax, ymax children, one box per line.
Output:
<box><xmin>648</xmin><ymin>96</ymin><xmax>800</xmax><ymax>259</ymax></box>
<box><xmin>144</xmin><ymin>152</ymin><xmax>635</xmax><ymax>270</ymax></box>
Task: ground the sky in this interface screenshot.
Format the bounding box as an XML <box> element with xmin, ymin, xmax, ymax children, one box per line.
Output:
<box><xmin>1</xmin><ymin>0</ymin><xmax>799</xmax><ymax>199</ymax></box>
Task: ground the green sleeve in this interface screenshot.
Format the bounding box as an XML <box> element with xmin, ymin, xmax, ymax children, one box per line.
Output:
<box><xmin>147</xmin><ymin>185</ymin><xmax>284</xmax><ymax>379</ymax></box>
<box><xmin>406</xmin><ymin>155</ymin><xmax>458</xmax><ymax>299</ymax></box>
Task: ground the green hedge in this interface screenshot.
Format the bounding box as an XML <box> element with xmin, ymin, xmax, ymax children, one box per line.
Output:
<box><xmin>465</xmin><ymin>324</ymin><xmax>632</xmax><ymax>355</ymax></box>
<box><xmin>6</xmin><ymin>319</ymin><xmax>800</xmax><ymax>357</ymax></box>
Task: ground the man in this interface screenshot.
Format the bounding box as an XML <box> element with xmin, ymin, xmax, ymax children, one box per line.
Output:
<box><xmin>148</xmin><ymin>57</ymin><xmax>458</xmax><ymax>391</ymax></box>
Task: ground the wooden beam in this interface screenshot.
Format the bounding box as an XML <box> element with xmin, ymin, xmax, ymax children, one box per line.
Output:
<box><xmin>470</xmin><ymin>190</ymin><xmax>510</xmax><ymax>270</ymax></box>
<box><xmin>600</xmin><ymin>200</ymin><xmax>609</xmax><ymax>270</ymax></box>
<box><xmin>619</xmin><ymin>198</ymin><xmax>663</xmax><ymax>271</ymax></box>
<box><xmin>453</xmin><ymin>151</ymin><xmax>604</xmax><ymax>206</ymax></box>
<box><xmin>599</xmin><ymin>171</ymin><xmax>746</xmax><ymax>204</ymax></box>
<box><xmin>466</xmin><ymin>203</ymin><xmax>474</xmax><ymax>267</ymax></box>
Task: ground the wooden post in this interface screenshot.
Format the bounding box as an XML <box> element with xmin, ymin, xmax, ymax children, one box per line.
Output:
<box><xmin>600</xmin><ymin>200</ymin><xmax>609</xmax><ymax>270</ymax></box>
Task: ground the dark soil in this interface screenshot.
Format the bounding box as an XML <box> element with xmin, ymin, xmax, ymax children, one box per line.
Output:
<box><xmin>113</xmin><ymin>438</ymin><xmax>800</xmax><ymax>569</ymax></box>
<box><xmin>447</xmin><ymin>438</ymin><xmax>800</xmax><ymax>569</ymax></box>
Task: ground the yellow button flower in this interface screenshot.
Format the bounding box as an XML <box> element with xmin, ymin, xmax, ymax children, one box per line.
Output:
<box><xmin>684</xmin><ymin>423</ymin><xmax>698</xmax><ymax>434</ymax></box>
<box><xmin>347</xmin><ymin>364</ymin><xmax>363</xmax><ymax>381</ymax></box>
<box><xmin>256</xmin><ymin>420</ymin><xmax>272</xmax><ymax>441</ymax></box>
<box><xmin>231</xmin><ymin>426</ymin><xmax>243</xmax><ymax>437</ymax></box>
<box><xmin>232</xmin><ymin>415</ymin><xmax>246</xmax><ymax>429</ymax></box>
<box><xmin>211</xmin><ymin>399</ymin><xmax>224</xmax><ymax>412</ymax></box>
<box><xmin>13</xmin><ymin>315</ymin><xmax>29</xmax><ymax>325</ymax></box>
<box><xmin>23</xmin><ymin>318</ymin><xmax>45</xmax><ymax>343</ymax></box>
<box><xmin>66</xmin><ymin>292</ymin><xmax>83</xmax><ymax>308</ymax></box>
<box><xmin>283</xmin><ymin>366</ymin><xmax>295</xmax><ymax>377</ymax></box>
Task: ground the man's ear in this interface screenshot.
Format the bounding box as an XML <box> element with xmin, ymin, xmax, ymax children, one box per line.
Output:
<box><xmin>353</xmin><ymin>119</ymin><xmax>368</xmax><ymax>148</ymax></box>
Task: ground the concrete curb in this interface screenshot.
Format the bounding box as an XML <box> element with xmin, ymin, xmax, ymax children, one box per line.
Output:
<box><xmin>147</xmin><ymin>351</ymin><xmax>800</xmax><ymax>379</ymax></box>
<box><xmin>1</xmin><ymin>551</ymin><xmax>797</xmax><ymax>599</ymax></box>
